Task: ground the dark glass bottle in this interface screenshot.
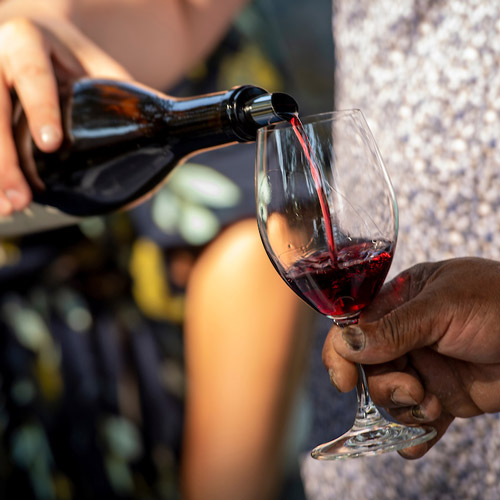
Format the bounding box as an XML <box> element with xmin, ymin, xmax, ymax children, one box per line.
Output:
<box><xmin>16</xmin><ymin>78</ymin><xmax>298</xmax><ymax>217</ymax></box>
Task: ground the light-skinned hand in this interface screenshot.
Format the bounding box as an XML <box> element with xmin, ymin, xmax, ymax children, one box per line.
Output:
<box><xmin>0</xmin><ymin>8</ymin><xmax>130</xmax><ymax>215</ymax></box>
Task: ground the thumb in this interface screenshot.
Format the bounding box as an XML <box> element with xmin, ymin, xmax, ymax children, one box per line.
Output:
<box><xmin>332</xmin><ymin>262</ymin><xmax>447</xmax><ymax>364</ymax></box>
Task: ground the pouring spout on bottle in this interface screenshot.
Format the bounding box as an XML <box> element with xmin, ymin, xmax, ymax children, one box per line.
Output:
<box><xmin>227</xmin><ymin>85</ymin><xmax>298</xmax><ymax>141</ymax></box>
<box><xmin>244</xmin><ymin>92</ymin><xmax>299</xmax><ymax>125</ymax></box>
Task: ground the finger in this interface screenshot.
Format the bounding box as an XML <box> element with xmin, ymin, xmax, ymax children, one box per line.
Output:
<box><xmin>364</xmin><ymin>359</ymin><xmax>443</xmax><ymax>424</ymax></box>
<box><xmin>397</xmin><ymin>412</ymin><xmax>454</xmax><ymax>460</ymax></box>
<box><xmin>0</xmin><ymin>18</ymin><xmax>63</xmax><ymax>153</ymax></box>
<box><xmin>322</xmin><ymin>326</ymin><xmax>358</xmax><ymax>392</ymax></box>
<box><xmin>360</xmin><ymin>262</ymin><xmax>440</xmax><ymax>322</ymax></box>
<box><xmin>465</xmin><ymin>363</ymin><xmax>500</xmax><ymax>414</ymax></box>
<box><xmin>409</xmin><ymin>349</ymin><xmax>482</xmax><ymax>418</ymax></box>
<box><xmin>364</xmin><ymin>360</ymin><xmax>426</xmax><ymax>409</ymax></box>
<box><xmin>386</xmin><ymin>391</ymin><xmax>442</xmax><ymax>425</ymax></box>
<box><xmin>332</xmin><ymin>264</ymin><xmax>450</xmax><ymax>364</ymax></box>
<box><xmin>0</xmin><ymin>82</ymin><xmax>31</xmax><ymax>213</ymax></box>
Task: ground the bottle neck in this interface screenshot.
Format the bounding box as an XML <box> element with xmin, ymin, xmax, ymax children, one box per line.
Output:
<box><xmin>166</xmin><ymin>85</ymin><xmax>285</xmax><ymax>154</ymax></box>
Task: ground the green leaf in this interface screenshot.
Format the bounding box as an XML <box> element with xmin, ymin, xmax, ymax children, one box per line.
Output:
<box><xmin>169</xmin><ymin>163</ymin><xmax>241</xmax><ymax>208</ymax></box>
<box><xmin>152</xmin><ymin>188</ymin><xmax>182</xmax><ymax>234</ymax></box>
<box><xmin>179</xmin><ymin>203</ymin><xmax>220</xmax><ymax>245</ymax></box>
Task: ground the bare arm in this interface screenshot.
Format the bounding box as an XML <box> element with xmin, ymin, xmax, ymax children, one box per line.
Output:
<box><xmin>182</xmin><ymin>219</ymin><xmax>310</xmax><ymax>500</ymax></box>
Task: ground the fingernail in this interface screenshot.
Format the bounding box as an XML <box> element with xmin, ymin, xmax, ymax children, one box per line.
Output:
<box><xmin>39</xmin><ymin>124</ymin><xmax>62</xmax><ymax>147</ymax></box>
<box><xmin>391</xmin><ymin>388</ymin><xmax>418</xmax><ymax>406</ymax></box>
<box><xmin>5</xmin><ymin>189</ymin><xmax>28</xmax><ymax>209</ymax></box>
<box><xmin>328</xmin><ymin>368</ymin><xmax>340</xmax><ymax>391</ymax></box>
<box><xmin>341</xmin><ymin>325</ymin><xmax>365</xmax><ymax>351</ymax></box>
<box><xmin>411</xmin><ymin>405</ymin><xmax>427</xmax><ymax>420</ymax></box>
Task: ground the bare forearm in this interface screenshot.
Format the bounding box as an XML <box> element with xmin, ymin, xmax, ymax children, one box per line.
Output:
<box><xmin>182</xmin><ymin>219</ymin><xmax>310</xmax><ymax>500</ymax></box>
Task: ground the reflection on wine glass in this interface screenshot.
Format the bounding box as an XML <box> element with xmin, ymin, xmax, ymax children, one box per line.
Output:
<box><xmin>255</xmin><ymin>110</ymin><xmax>436</xmax><ymax>459</ymax></box>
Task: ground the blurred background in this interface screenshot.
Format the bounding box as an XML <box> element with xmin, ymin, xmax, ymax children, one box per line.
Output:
<box><xmin>0</xmin><ymin>1</ymin><xmax>346</xmax><ymax>499</ymax></box>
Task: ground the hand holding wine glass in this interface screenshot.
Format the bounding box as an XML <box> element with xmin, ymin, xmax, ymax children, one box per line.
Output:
<box><xmin>323</xmin><ymin>256</ymin><xmax>500</xmax><ymax>458</ymax></box>
<box><xmin>255</xmin><ymin>109</ymin><xmax>436</xmax><ymax>459</ymax></box>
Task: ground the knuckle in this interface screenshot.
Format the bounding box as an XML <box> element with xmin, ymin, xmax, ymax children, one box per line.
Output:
<box><xmin>0</xmin><ymin>17</ymin><xmax>38</xmax><ymax>41</ymax></box>
<box><xmin>0</xmin><ymin>18</ymin><xmax>45</xmax><ymax>68</ymax></box>
<box><xmin>379</xmin><ymin>311</ymin><xmax>404</xmax><ymax>350</ymax></box>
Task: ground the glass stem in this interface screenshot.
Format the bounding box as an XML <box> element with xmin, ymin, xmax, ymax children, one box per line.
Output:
<box><xmin>354</xmin><ymin>363</ymin><xmax>384</xmax><ymax>428</ymax></box>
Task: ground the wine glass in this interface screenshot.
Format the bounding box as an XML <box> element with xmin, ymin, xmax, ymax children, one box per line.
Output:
<box><xmin>255</xmin><ymin>109</ymin><xmax>436</xmax><ymax>459</ymax></box>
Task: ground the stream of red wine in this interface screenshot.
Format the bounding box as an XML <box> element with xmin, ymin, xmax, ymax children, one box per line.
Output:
<box><xmin>289</xmin><ymin>114</ymin><xmax>337</xmax><ymax>264</ymax></box>
<box><xmin>286</xmin><ymin>113</ymin><xmax>393</xmax><ymax>319</ymax></box>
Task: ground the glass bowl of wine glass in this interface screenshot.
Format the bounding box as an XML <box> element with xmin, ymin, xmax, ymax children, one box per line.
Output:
<box><xmin>255</xmin><ymin>109</ymin><xmax>436</xmax><ymax>459</ymax></box>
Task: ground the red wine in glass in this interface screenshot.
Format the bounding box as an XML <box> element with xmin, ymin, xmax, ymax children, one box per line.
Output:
<box><xmin>284</xmin><ymin>240</ymin><xmax>393</xmax><ymax>320</ymax></box>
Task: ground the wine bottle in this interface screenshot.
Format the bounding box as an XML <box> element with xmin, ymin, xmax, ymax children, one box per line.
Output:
<box><xmin>1</xmin><ymin>78</ymin><xmax>297</xmax><ymax>237</ymax></box>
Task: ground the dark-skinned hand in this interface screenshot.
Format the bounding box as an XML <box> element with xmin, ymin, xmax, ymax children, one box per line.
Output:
<box><xmin>322</xmin><ymin>257</ymin><xmax>500</xmax><ymax>459</ymax></box>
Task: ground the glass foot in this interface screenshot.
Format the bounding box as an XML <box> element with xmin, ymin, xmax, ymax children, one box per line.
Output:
<box><xmin>311</xmin><ymin>420</ymin><xmax>437</xmax><ymax>460</ymax></box>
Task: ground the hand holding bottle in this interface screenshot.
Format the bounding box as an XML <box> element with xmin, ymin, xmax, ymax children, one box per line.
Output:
<box><xmin>322</xmin><ymin>257</ymin><xmax>500</xmax><ymax>458</ymax></box>
<box><xmin>0</xmin><ymin>2</ymin><xmax>130</xmax><ymax>216</ymax></box>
